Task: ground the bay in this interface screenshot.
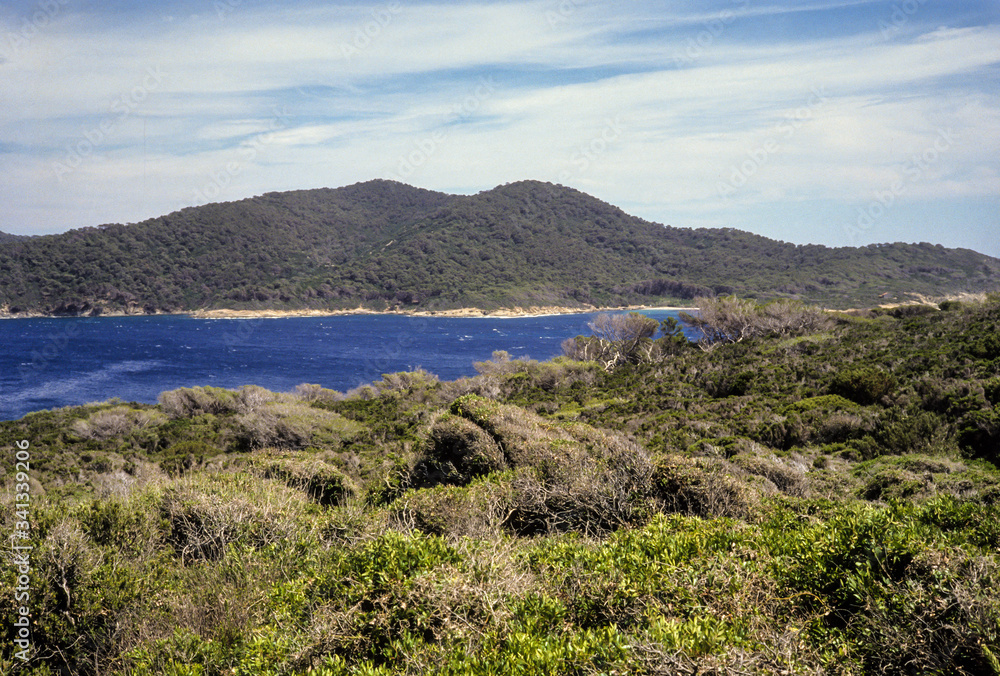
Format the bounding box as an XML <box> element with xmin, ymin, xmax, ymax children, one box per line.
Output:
<box><xmin>0</xmin><ymin>310</ymin><xmax>687</xmax><ymax>421</ymax></box>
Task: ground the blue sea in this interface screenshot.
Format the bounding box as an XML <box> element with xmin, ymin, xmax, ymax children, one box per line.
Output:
<box><xmin>0</xmin><ymin>310</ymin><xmax>687</xmax><ymax>421</ymax></box>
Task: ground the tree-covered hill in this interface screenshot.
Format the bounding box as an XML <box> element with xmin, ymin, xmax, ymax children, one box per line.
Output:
<box><xmin>1</xmin><ymin>180</ymin><xmax>998</xmax><ymax>315</ymax></box>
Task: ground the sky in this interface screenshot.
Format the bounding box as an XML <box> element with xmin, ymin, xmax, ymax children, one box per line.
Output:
<box><xmin>1</xmin><ymin>0</ymin><xmax>998</xmax><ymax>257</ymax></box>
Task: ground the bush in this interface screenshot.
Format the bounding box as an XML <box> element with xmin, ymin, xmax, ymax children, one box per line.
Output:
<box><xmin>160</xmin><ymin>474</ymin><xmax>309</xmax><ymax>563</ymax></box>
<box><xmin>409</xmin><ymin>414</ymin><xmax>507</xmax><ymax>487</ymax></box>
<box><xmin>236</xmin><ymin>402</ymin><xmax>361</xmax><ymax>450</ymax></box>
<box><xmin>703</xmin><ymin>370</ymin><xmax>755</xmax><ymax>397</ymax></box>
<box><xmin>958</xmin><ymin>407</ymin><xmax>1000</xmax><ymax>464</ymax></box>
<box><xmin>505</xmin><ymin>438</ymin><xmax>653</xmax><ymax>536</ymax></box>
<box><xmin>680</xmin><ymin>296</ymin><xmax>831</xmax><ymax>349</ymax></box>
<box><xmin>830</xmin><ymin>365</ymin><xmax>895</xmax><ymax>405</ymax></box>
<box><xmin>158</xmin><ymin>386</ymin><xmax>244</xmax><ymax>418</ymax></box>
<box><xmin>411</xmin><ymin>396</ymin><xmax>655</xmax><ymax>535</ymax></box>
<box><xmin>158</xmin><ymin>440</ymin><xmax>218</xmax><ymax>477</ymax></box>
<box><xmin>731</xmin><ymin>452</ymin><xmax>807</xmax><ymax>497</ymax></box>
<box><xmin>651</xmin><ymin>455</ymin><xmax>759</xmax><ymax>519</ymax></box>
<box><xmin>581</xmin><ymin>312</ymin><xmax>660</xmax><ymax>369</ymax></box>
<box><xmin>859</xmin><ymin>468</ymin><xmax>926</xmax><ymax>501</ymax></box>
<box><xmin>71</xmin><ymin>406</ymin><xmax>166</xmax><ymax>440</ymax></box>
<box><xmin>393</xmin><ymin>480</ymin><xmax>511</xmax><ymax>537</ymax></box>
<box><xmin>259</xmin><ymin>457</ymin><xmax>354</xmax><ymax>506</ymax></box>
<box><xmin>295</xmin><ymin>382</ymin><xmax>344</xmax><ymax>403</ymax></box>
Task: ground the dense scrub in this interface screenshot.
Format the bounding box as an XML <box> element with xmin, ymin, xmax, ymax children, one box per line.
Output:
<box><xmin>2</xmin><ymin>181</ymin><xmax>999</xmax><ymax>316</ymax></box>
<box><xmin>2</xmin><ymin>296</ymin><xmax>999</xmax><ymax>674</ymax></box>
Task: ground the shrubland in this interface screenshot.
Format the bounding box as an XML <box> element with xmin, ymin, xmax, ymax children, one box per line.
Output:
<box><xmin>2</xmin><ymin>295</ymin><xmax>999</xmax><ymax>675</ymax></box>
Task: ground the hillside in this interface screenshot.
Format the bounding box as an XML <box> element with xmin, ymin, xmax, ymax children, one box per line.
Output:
<box><xmin>1</xmin><ymin>297</ymin><xmax>998</xmax><ymax>674</ymax></box>
<box><xmin>1</xmin><ymin>180</ymin><xmax>998</xmax><ymax>315</ymax></box>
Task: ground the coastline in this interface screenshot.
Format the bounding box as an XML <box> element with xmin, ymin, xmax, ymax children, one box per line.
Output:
<box><xmin>186</xmin><ymin>304</ymin><xmax>696</xmax><ymax>320</ymax></box>
<box><xmin>0</xmin><ymin>304</ymin><xmax>696</xmax><ymax>321</ymax></box>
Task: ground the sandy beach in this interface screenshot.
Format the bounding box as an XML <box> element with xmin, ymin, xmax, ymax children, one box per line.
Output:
<box><xmin>186</xmin><ymin>304</ymin><xmax>696</xmax><ymax>320</ymax></box>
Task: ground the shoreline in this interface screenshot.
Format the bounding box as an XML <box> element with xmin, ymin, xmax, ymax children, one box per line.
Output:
<box><xmin>189</xmin><ymin>304</ymin><xmax>696</xmax><ymax>319</ymax></box>
<box><xmin>0</xmin><ymin>304</ymin><xmax>696</xmax><ymax>321</ymax></box>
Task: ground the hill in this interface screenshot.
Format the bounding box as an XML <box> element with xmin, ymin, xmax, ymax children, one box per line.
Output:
<box><xmin>1</xmin><ymin>180</ymin><xmax>998</xmax><ymax>315</ymax></box>
<box><xmin>2</xmin><ymin>296</ymin><xmax>998</xmax><ymax>674</ymax></box>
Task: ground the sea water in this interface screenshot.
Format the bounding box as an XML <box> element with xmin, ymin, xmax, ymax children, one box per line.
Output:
<box><xmin>0</xmin><ymin>310</ymin><xmax>688</xmax><ymax>421</ymax></box>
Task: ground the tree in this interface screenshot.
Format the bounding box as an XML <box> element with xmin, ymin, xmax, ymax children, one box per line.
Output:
<box><xmin>562</xmin><ymin>312</ymin><xmax>659</xmax><ymax>370</ymax></box>
<box><xmin>656</xmin><ymin>316</ymin><xmax>690</xmax><ymax>355</ymax></box>
<box><xmin>679</xmin><ymin>296</ymin><xmax>760</xmax><ymax>348</ymax></box>
<box><xmin>680</xmin><ymin>296</ymin><xmax>832</xmax><ymax>351</ymax></box>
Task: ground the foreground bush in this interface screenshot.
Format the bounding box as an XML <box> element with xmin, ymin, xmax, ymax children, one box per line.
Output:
<box><xmin>408</xmin><ymin>395</ymin><xmax>655</xmax><ymax>536</ymax></box>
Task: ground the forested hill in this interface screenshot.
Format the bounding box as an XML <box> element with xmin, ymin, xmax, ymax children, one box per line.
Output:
<box><xmin>1</xmin><ymin>180</ymin><xmax>998</xmax><ymax>316</ymax></box>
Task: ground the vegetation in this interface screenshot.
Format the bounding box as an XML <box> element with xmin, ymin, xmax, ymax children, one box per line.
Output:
<box><xmin>2</xmin><ymin>180</ymin><xmax>999</xmax><ymax>316</ymax></box>
<box><xmin>2</xmin><ymin>295</ymin><xmax>1000</xmax><ymax>674</ymax></box>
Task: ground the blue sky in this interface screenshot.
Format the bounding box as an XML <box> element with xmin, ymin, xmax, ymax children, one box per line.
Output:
<box><xmin>1</xmin><ymin>0</ymin><xmax>998</xmax><ymax>257</ymax></box>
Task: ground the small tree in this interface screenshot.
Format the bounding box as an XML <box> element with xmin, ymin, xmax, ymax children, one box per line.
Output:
<box><xmin>681</xmin><ymin>296</ymin><xmax>831</xmax><ymax>350</ymax></box>
<box><xmin>679</xmin><ymin>296</ymin><xmax>760</xmax><ymax>348</ymax></box>
<box><xmin>584</xmin><ymin>312</ymin><xmax>660</xmax><ymax>370</ymax></box>
<box><xmin>656</xmin><ymin>316</ymin><xmax>690</xmax><ymax>355</ymax></box>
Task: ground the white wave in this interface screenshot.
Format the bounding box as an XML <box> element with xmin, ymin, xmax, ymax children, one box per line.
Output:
<box><xmin>7</xmin><ymin>360</ymin><xmax>162</xmax><ymax>405</ymax></box>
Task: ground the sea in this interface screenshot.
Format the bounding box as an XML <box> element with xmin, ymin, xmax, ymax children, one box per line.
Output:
<box><xmin>0</xmin><ymin>310</ymin><xmax>689</xmax><ymax>421</ymax></box>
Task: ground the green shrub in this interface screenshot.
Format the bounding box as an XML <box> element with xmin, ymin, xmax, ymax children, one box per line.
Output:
<box><xmin>731</xmin><ymin>452</ymin><xmax>807</xmax><ymax>496</ymax></box>
<box><xmin>769</xmin><ymin>504</ymin><xmax>919</xmax><ymax>625</ymax></box>
<box><xmin>958</xmin><ymin>407</ymin><xmax>1000</xmax><ymax>464</ymax></box>
<box><xmin>859</xmin><ymin>468</ymin><xmax>926</xmax><ymax>501</ymax></box>
<box><xmin>703</xmin><ymin>370</ymin><xmax>755</xmax><ymax>397</ymax></box>
<box><xmin>76</xmin><ymin>493</ymin><xmax>164</xmax><ymax>557</ymax></box>
<box><xmin>409</xmin><ymin>414</ymin><xmax>507</xmax><ymax>487</ymax></box>
<box><xmin>393</xmin><ymin>480</ymin><xmax>510</xmax><ymax>537</ymax></box>
<box><xmin>159</xmin><ymin>473</ymin><xmax>309</xmax><ymax>563</ymax></box>
<box><xmin>830</xmin><ymin>365</ymin><xmax>895</xmax><ymax>405</ymax></box>
<box><xmin>967</xmin><ymin>333</ymin><xmax>1000</xmax><ymax>360</ymax></box>
<box><xmin>885</xmin><ymin>303</ymin><xmax>939</xmax><ymax>318</ymax></box>
<box><xmin>918</xmin><ymin>495</ymin><xmax>1000</xmax><ymax>549</ymax></box>
<box><xmin>985</xmin><ymin>378</ymin><xmax>1000</xmax><ymax>406</ymax></box>
<box><xmin>13</xmin><ymin>517</ymin><xmax>150</xmax><ymax>674</ymax></box>
<box><xmin>237</xmin><ymin>402</ymin><xmax>362</xmax><ymax>450</ymax></box>
<box><xmin>158</xmin><ymin>440</ymin><xmax>218</xmax><ymax>477</ymax></box>
<box><xmin>651</xmin><ymin>455</ymin><xmax>759</xmax><ymax>519</ymax></box>
<box><xmin>71</xmin><ymin>405</ymin><xmax>166</xmax><ymax>440</ymax></box>
<box><xmin>429</xmin><ymin>395</ymin><xmax>656</xmax><ymax>535</ymax></box>
<box><xmin>158</xmin><ymin>386</ymin><xmax>243</xmax><ymax>418</ymax></box>
<box><xmin>260</xmin><ymin>457</ymin><xmax>354</xmax><ymax>506</ymax></box>
<box><xmin>785</xmin><ymin>394</ymin><xmax>859</xmax><ymax>413</ymax></box>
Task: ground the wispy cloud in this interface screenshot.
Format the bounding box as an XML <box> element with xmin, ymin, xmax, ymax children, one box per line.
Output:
<box><xmin>0</xmin><ymin>0</ymin><xmax>997</xmax><ymax>256</ymax></box>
